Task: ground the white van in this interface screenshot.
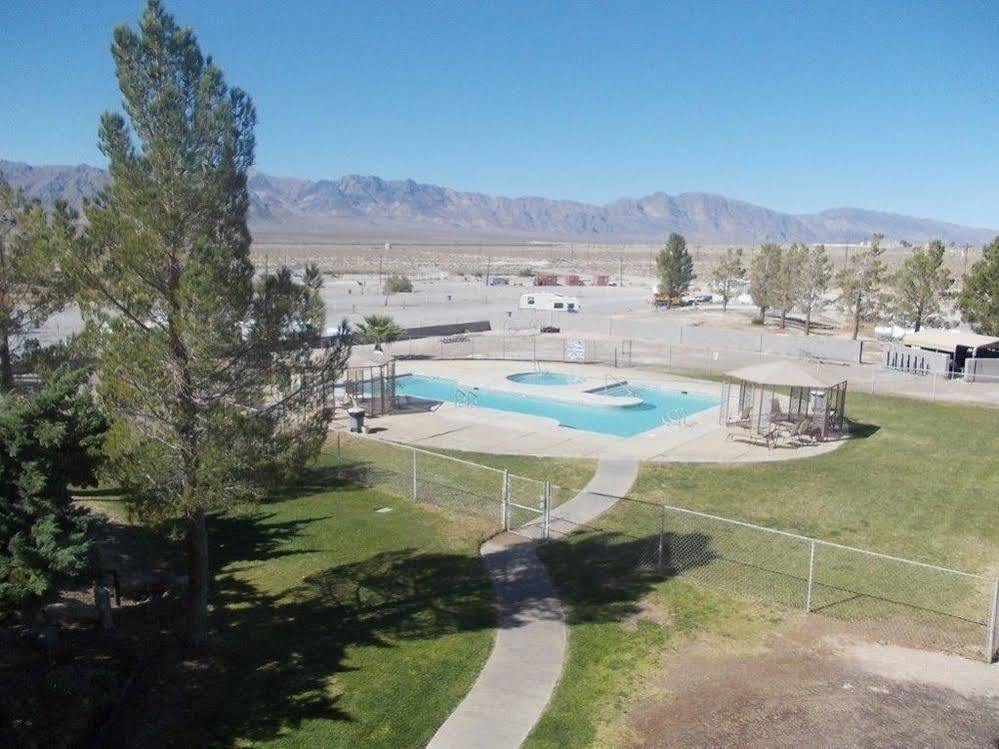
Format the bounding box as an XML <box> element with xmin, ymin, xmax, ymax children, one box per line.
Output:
<box><xmin>518</xmin><ymin>292</ymin><xmax>580</xmax><ymax>312</ymax></box>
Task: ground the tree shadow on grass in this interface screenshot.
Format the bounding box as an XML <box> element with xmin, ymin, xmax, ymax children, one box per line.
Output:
<box><xmin>181</xmin><ymin>514</ymin><xmax>495</xmax><ymax>748</ymax></box>
<box><xmin>537</xmin><ymin>528</ymin><xmax>716</xmax><ymax>625</ymax></box>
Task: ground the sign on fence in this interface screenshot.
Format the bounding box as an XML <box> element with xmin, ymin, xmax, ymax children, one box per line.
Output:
<box><xmin>565</xmin><ymin>338</ymin><xmax>586</xmax><ymax>362</ymax></box>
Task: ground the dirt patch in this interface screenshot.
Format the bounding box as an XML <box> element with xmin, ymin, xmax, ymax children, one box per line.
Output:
<box><xmin>625</xmin><ymin>616</ymin><xmax>999</xmax><ymax>748</ymax></box>
<box><xmin>622</xmin><ymin>600</ymin><xmax>675</xmax><ymax>632</ymax></box>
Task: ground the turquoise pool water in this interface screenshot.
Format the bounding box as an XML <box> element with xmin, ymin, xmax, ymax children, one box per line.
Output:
<box><xmin>395</xmin><ymin>375</ymin><xmax>718</xmax><ymax>437</ymax></box>
<box><xmin>507</xmin><ymin>371</ymin><xmax>585</xmax><ymax>386</ymax></box>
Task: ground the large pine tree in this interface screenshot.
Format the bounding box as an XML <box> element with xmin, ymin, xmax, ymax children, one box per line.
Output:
<box><xmin>70</xmin><ymin>1</ymin><xmax>349</xmax><ymax>645</ymax></box>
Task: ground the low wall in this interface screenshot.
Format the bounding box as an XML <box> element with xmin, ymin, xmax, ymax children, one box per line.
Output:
<box><xmin>490</xmin><ymin>312</ymin><xmax>864</xmax><ymax>363</ymax></box>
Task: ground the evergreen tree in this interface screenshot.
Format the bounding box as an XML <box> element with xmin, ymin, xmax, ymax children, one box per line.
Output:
<box><xmin>749</xmin><ymin>243</ymin><xmax>783</xmax><ymax>322</ymax></box>
<box><xmin>0</xmin><ymin>177</ymin><xmax>75</xmax><ymax>391</ymax></box>
<box><xmin>710</xmin><ymin>248</ymin><xmax>746</xmax><ymax>312</ymax></box>
<box><xmin>959</xmin><ymin>236</ymin><xmax>999</xmax><ymax>335</ymax></box>
<box><xmin>892</xmin><ymin>240</ymin><xmax>953</xmax><ymax>332</ymax></box>
<box><xmin>773</xmin><ymin>244</ymin><xmax>805</xmax><ymax>329</ymax></box>
<box><xmin>837</xmin><ymin>234</ymin><xmax>888</xmax><ymax>340</ymax></box>
<box><xmin>68</xmin><ymin>1</ymin><xmax>349</xmax><ymax>645</ymax></box>
<box><xmin>0</xmin><ymin>367</ymin><xmax>106</xmax><ymax>613</ymax></box>
<box><xmin>655</xmin><ymin>232</ymin><xmax>695</xmax><ymax>307</ymax></box>
<box><xmin>797</xmin><ymin>244</ymin><xmax>833</xmax><ymax>336</ymax></box>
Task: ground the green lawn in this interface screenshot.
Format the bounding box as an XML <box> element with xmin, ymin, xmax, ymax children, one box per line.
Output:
<box><xmin>632</xmin><ymin>392</ymin><xmax>999</xmax><ymax>574</ymax></box>
<box><xmin>424</xmin><ymin>448</ymin><xmax>597</xmax><ymax>491</ymax></box>
<box><xmin>525</xmin><ymin>392</ymin><xmax>999</xmax><ymax>747</ymax></box>
<box><xmin>181</xmin><ymin>474</ymin><xmax>496</xmax><ymax>748</ymax></box>
<box><xmin>324</xmin><ymin>434</ymin><xmax>597</xmax><ymax>528</ymax></box>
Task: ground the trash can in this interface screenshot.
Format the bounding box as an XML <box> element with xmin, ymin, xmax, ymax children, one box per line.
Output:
<box><xmin>347</xmin><ymin>407</ymin><xmax>366</xmax><ymax>433</ymax></box>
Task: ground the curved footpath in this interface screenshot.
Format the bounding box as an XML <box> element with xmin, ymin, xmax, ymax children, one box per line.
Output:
<box><xmin>427</xmin><ymin>459</ymin><xmax>640</xmax><ymax>749</ymax></box>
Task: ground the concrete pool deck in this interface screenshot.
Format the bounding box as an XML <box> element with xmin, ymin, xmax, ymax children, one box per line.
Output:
<box><xmin>347</xmin><ymin>360</ymin><xmax>844</xmax><ymax>463</ymax></box>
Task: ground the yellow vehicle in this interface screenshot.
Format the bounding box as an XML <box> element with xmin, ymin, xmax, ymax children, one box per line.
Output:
<box><xmin>652</xmin><ymin>291</ymin><xmax>683</xmax><ymax>308</ymax></box>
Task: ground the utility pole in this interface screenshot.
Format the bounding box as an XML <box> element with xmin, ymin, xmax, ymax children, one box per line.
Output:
<box><xmin>963</xmin><ymin>243</ymin><xmax>971</xmax><ymax>275</ymax></box>
<box><xmin>619</xmin><ymin>256</ymin><xmax>624</xmax><ymax>287</ymax></box>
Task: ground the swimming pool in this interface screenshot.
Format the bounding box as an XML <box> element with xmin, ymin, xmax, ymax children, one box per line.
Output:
<box><xmin>395</xmin><ymin>375</ymin><xmax>718</xmax><ymax>437</ymax></box>
<box><xmin>507</xmin><ymin>371</ymin><xmax>585</xmax><ymax>386</ymax></box>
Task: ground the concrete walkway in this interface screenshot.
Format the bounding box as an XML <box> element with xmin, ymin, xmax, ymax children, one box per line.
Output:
<box><xmin>426</xmin><ymin>459</ymin><xmax>639</xmax><ymax>749</ymax></box>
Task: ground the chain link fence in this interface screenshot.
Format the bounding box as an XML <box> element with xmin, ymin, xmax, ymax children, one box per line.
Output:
<box><xmin>544</xmin><ymin>488</ymin><xmax>999</xmax><ymax>663</ymax></box>
<box><xmin>381</xmin><ymin>332</ymin><xmax>999</xmax><ymax>405</ymax></box>
<box><xmin>327</xmin><ymin>429</ymin><xmax>999</xmax><ymax>662</ymax></box>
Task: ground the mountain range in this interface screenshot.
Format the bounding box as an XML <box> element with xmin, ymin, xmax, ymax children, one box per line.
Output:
<box><xmin>2</xmin><ymin>159</ymin><xmax>994</xmax><ymax>245</ymax></box>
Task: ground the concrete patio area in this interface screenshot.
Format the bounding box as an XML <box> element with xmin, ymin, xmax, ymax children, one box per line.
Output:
<box><xmin>342</xmin><ymin>360</ymin><xmax>844</xmax><ymax>463</ymax></box>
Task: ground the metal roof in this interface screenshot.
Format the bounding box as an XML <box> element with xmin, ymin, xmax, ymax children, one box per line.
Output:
<box><xmin>726</xmin><ymin>360</ymin><xmax>846</xmax><ymax>388</ymax></box>
<box><xmin>901</xmin><ymin>329</ymin><xmax>999</xmax><ymax>353</ymax></box>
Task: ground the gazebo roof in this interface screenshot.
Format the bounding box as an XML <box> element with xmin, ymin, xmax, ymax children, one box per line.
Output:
<box><xmin>726</xmin><ymin>360</ymin><xmax>846</xmax><ymax>389</ymax></box>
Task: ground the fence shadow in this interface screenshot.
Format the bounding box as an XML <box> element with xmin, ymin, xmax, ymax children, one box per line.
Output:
<box><xmin>538</xmin><ymin>528</ymin><xmax>716</xmax><ymax>625</ymax></box>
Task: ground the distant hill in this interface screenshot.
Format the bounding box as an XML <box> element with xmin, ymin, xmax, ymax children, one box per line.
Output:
<box><xmin>2</xmin><ymin>158</ymin><xmax>994</xmax><ymax>244</ymax></box>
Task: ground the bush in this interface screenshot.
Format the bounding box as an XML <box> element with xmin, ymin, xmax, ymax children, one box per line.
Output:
<box><xmin>383</xmin><ymin>275</ymin><xmax>413</xmax><ymax>294</ymax></box>
<box><xmin>750</xmin><ymin>315</ymin><xmax>765</xmax><ymax>326</ymax></box>
<box><xmin>517</xmin><ymin>268</ymin><xmax>536</xmax><ymax>277</ymax></box>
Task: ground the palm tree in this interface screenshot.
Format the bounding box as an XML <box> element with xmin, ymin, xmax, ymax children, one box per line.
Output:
<box><xmin>355</xmin><ymin>314</ymin><xmax>403</xmax><ymax>351</ymax></box>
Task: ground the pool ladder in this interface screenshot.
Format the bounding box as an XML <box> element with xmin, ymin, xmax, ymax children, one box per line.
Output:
<box><xmin>455</xmin><ymin>388</ymin><xmax>479</xmax><ymax>408</ymax></box>
<box><xmin>661</xmin><ymin>407</ymin><xmax>688</xmax><ymax>427</ymax></box>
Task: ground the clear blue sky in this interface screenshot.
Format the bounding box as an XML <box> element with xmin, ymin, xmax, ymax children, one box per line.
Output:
<box><xmin>2</xmin><ymin>1</ymin><xmax>997</xmax><ymax>226</ymax></box>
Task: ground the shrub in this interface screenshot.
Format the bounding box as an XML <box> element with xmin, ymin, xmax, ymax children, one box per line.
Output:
<box><xmin>383</xmin><ymin>275</ymin><xmax>413</xmax><ymax>294</ymax></box>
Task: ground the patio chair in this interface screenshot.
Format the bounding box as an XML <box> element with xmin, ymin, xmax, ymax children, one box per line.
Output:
<box><xmin>779</xmin><ymin>417</ymin><xmax>813</xmax><ymax>448</ymax></box>
<box><xmin>770</xmin><ymin>397</ymin><xmax>791</xmax><ymax>424</ymax></box>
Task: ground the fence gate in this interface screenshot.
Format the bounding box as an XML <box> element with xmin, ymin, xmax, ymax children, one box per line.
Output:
<box><xmin>504</xmin><ymin>475</ymin><xmax>550</xmax><ymax>540</ymax></box>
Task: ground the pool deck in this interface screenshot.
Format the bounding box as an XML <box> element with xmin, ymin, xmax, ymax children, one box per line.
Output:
<box><xmin>347</xmin><ymin>360</ymin><xmax>844</xmax><ymax>463</ymax></box>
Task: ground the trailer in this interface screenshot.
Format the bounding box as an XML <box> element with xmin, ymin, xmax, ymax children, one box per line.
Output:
<box><xmin>519</xmin><ymin>292</ymin><xmax>580</xmax><ymax>312</ymax></box>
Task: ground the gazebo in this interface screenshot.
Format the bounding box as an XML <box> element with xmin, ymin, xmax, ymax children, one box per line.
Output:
<box><xmin>342</xmin><ymin>352</ymin><xmax>397</xmax><ymax>417</ymax></box>
<box><xmin>721</xmin><ymin>361</ymin><xmax>848</xmax><ymax>445</ymax></box>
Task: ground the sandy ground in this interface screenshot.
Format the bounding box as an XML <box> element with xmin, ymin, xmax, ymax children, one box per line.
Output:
<box><xmin>249</xmin><ymin>233</ymin><xmax>983</xmax><ymax>281</ymax></box>
<box><xmin>624</xmin><ymin>616</ymin><xmax>999</xmax><ymax>748</ymax></box>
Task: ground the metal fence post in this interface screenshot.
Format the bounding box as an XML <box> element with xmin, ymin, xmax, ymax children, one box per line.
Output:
<box><xmin>543</xmin><ymin>481</ymin><xmax>551</xmax><ymax>540</ymax></box>
<box><xmin>501</xmin><ymin>469</ymin><xmax>510</xmax><ymax>531</ymax></box>
<box><xmin>986</xmin><ymin>578</ymin><xmax>999</xmax><ymax>663</ymax></box>
<box><xmin>411</xmin><ymin>449</ymin><xmax>418</xmax><ymax>500</ymax></box>
<box><xmin>336</xmin><ymin>432</ymin><xmax>342</xmax><ymax>477</ymax></box>
<box><xmin>805</xmin><ymin>540</ymin><xmax>816</xmax><ymax>612</ymax></box>
<box><xmin>657</xmin><ymin>505</ymin><xmax>666</xmax><ymax>571</ymax></box>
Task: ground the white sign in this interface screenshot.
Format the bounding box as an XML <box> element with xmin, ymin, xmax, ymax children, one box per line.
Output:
<box><xmin>566</xmin><ymin>339</ymin><xmax>586</xmax><ymax>362</ymax></box>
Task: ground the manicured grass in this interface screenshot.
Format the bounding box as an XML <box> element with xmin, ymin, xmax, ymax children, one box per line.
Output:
<box><xmin>526</xmin><ymin>392</ymin><xmax>999</xmax><ymax>747</ymax></box>
<box><xmin>322</xmin><ymin>434</ymin><xmax>597</xmax><ymax>528</ymax></box>
<box><xmin>181</xmin><ymin>473</ymin><xmax>496</xmax><ymax>748</ymax></box>
<box><xmin>526</xmin><ymin>529</ymin><xmax>781</xmax><ymax>748</ymax></box>
<box><xmin>424</xmin><ymin>448</ymin><xmax>597</xmax><ymax>491</ymax></box>
<box><xmin>632</xmin><ymin>392</ymin><xmax>999</xmax><ymax>574</ymax></box>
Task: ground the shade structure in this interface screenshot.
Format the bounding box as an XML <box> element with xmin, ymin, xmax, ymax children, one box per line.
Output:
<box><xmin>725</xmin><ymin>360</ymin><xmax>846</xmax><ymax>389</ymax></box>
<box><xmin>721</xmin><ymin>360</ymin><xmax>848</xmax><ymax>446</ymax></box>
